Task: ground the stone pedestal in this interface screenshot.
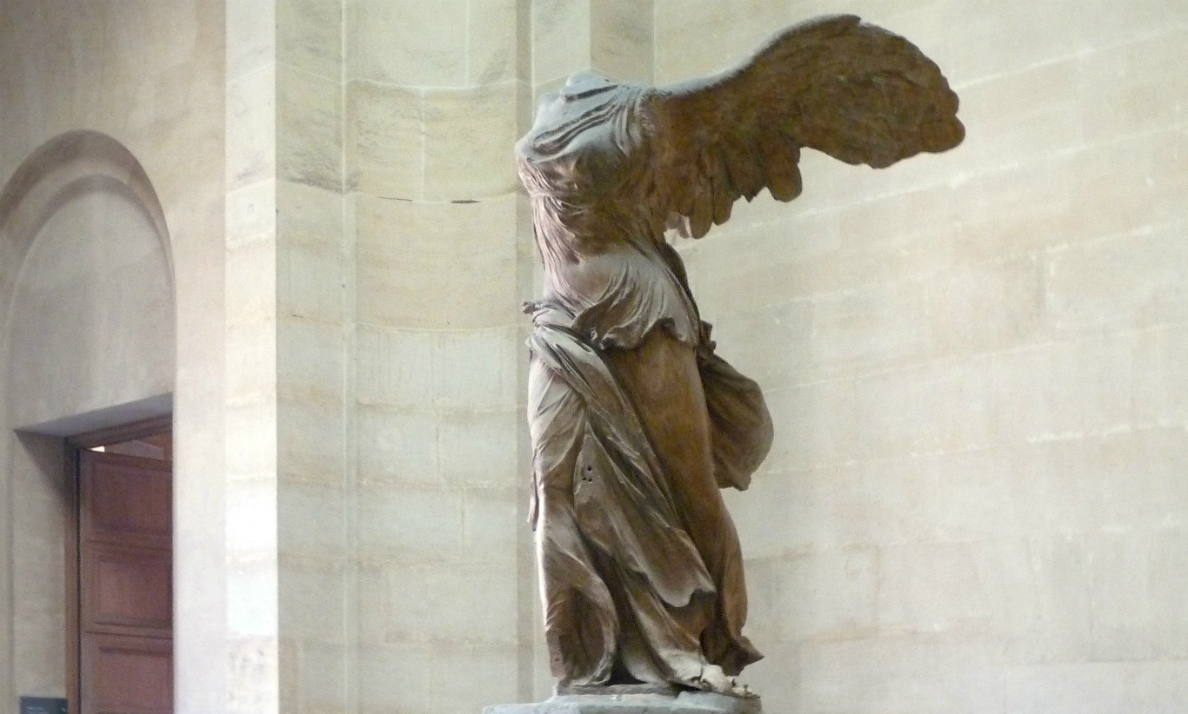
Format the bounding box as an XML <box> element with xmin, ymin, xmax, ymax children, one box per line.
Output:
<box><xmin>484</xmin><ymin>687</ymin><xmax>762</xmax><ymax>714</ymax></box>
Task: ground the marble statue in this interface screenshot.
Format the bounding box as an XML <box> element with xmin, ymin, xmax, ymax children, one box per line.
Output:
<box><xmin>515</xmin><ymin>15</ymin><xmax>963</xmax><ymax>697</ymax></box>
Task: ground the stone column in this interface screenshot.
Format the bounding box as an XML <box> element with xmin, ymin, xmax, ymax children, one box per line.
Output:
<box><xmin>224</xmin><ymin>0</ymin><xmax>280</xmax><ymax>712</ymax></box>
<box><xmin>226</xmin><ymin>0</ymin><xmax>352</xmax><ymax>712</ymax></box>
<box><xmin>345</xmin><ymin>1</ymin><xmax>532</xmax><ymax>712</ymax></box>
<box><xmin>276</xmin><ymin>1</ymin><xmax>351</xmax><ymax>713</ymax></box>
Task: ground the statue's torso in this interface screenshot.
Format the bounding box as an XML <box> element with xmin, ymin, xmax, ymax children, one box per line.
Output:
<box><xmin>516</xmin><ymin>83</ymin><xmax>700</xmax><ymax>350</ymax></box>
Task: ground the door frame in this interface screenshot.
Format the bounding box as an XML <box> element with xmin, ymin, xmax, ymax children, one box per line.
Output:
<box><xmin>63</xmin><ymin>414</ymin><xmax>172</xmax><ymax>714</ymax></box>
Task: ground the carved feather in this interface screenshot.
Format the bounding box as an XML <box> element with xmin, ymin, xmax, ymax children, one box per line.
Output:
<box><xmin>642</xmin><ymin>15</ymin><xmax>963</xmax><ymax>239</ymax></box>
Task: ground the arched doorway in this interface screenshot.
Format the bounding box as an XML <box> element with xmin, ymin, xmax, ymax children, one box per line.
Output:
<box><xmin>0</xmin><ymin>131</ymin><xmax>175</xmax><ymax>714</ymax></box>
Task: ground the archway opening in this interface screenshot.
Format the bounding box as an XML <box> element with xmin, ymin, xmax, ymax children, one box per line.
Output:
<box><xmin>0</xmin><ymin>131</ymin><xmax>175</xmax><ymax>713</ymax></box>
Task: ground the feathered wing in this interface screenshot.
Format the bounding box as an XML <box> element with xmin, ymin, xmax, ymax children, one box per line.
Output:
<box><xmin>640</xmin><ymin>14</ymin><xmax>964</xmax><ymax>239</ymax></box>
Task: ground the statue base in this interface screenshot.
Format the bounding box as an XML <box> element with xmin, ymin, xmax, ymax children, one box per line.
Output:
<box><xmin>483</xmin><ymin>685</ymin><xmax>762</xmax><ymax>714</ymax></box>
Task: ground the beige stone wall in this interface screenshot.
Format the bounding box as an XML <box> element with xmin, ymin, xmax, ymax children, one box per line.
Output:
<box><xmin>224</xmin><ymin>1</ymin><xmax>545</xmax><ymax>711</ymax></box>
<box><xmin>654</xmin><ymin>2</ymin><xmax>1188</xmax><ymax>712</ymax></box>
<box><xmin>0</xmin><ymin>1</ymin><xmax>227</xmax><ymax>712</ymax></box>
<box><xmin>346</xmin><ymin>1</ymin><xmax>534</xmax><ymax>712</ymax></box>
<box><xmin>279</xmin><ymin>1</ymin><xmax>350</xmax><ymax>712</ymax></box>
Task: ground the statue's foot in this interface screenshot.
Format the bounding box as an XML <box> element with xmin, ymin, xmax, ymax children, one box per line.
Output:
<box><xmin>689</xmin><ymin>665</ymin><xmax>756</xmax><ymax>699</ymax></box>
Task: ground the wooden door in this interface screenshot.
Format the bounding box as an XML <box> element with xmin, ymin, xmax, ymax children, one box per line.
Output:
<box><xmin>78</xmin><ymin>450</ymin><xmax>172</xmax><ymax>714</ymax></box>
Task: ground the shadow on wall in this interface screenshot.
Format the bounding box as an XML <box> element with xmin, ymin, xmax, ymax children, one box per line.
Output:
<box><xmin>1</xmin><ymin>130</ymin><xmax>175</xmax><ymax>430</ymax></box>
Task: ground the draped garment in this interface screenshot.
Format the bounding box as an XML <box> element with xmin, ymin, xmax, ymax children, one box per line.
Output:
<box><xmin>518</xmin><ymin>77</ymin><xmax>772</xmax><ymax>688</ymax></box>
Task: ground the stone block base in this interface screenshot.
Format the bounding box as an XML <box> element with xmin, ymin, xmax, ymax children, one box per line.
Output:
<box><xmin>484</xmin><ymin>687</ymin><xmax>762</xmax><ymax>714</ymax></box>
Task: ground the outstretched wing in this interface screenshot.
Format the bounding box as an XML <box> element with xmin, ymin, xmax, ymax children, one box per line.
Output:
<box><xmin>640</xmin><ymin>15</ymin><xmax>964</xmax><ymax>239</ymax></box>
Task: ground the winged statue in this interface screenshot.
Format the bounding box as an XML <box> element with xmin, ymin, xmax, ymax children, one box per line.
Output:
<box><xmin>515</xmin><ymin>15</ymin><xmax>963</xmax><ymax>697</ymax></box>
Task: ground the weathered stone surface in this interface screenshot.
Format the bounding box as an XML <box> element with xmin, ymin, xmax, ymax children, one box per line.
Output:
<box><xmin>486</xmin><ymin>691</ymin><xmax>762</xmax><ymax>714</ymax></box>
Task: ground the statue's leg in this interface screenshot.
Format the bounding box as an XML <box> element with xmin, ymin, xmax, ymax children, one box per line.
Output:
<box><xmin>528</xmin><ymin>355</ymin><xmax>618</xmax><ymax>685</ymax></box>
<box><xmin>605</xmin><ymin>330</ymin><xmax>757</xmax><ymax>675</ymax></box>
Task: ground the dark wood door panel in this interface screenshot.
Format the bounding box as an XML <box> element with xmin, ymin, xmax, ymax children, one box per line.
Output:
<box><xmin>84</xmin><ymin>542</ymin><xmax>171</xmax><ymax>636</ymax></box>
<box><xmin>82</xmin><ymin>634</ymin><xmax>172</xmax><ymax>714</ymax></box>
<box><xmin>78</xmin><ymin>449</ymin><xmax>173</xmax><ymax>714</ymax></box>
<box><xmin>82</xmin><ymin>452</ymin><xmax>171</xmax><ymax>549</ymax></box>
